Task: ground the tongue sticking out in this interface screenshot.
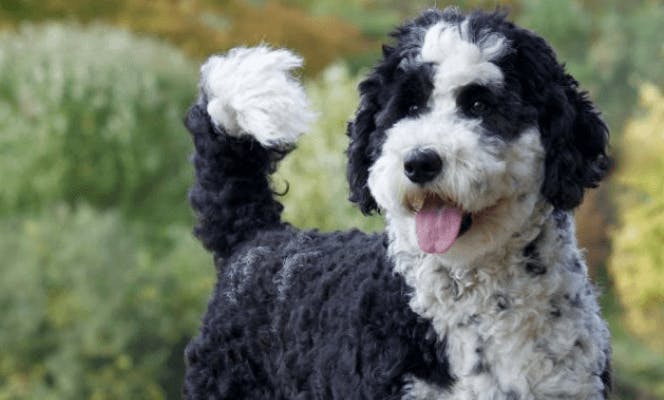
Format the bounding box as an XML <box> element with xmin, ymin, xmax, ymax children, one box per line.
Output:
<box><xmin>415</xmin><ymin>198</ymin><xmax>464</xmax><ymax>254</ymax></box>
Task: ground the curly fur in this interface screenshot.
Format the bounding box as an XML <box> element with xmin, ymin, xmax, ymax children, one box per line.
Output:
<box><xmin>184</xmin><ymin>47</ymin><xmax>453</xmax><ymax>398</ymax></box>
<box><xmin>184</xmin><ymin>8</ymin><xmax>611</xmax><ymax>400</ymax></box>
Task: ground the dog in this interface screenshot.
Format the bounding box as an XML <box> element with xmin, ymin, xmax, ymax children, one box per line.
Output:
<box><xmin>183</xmin><ymin>8</ymin><xmax>611</xmax><ymax>400</ymax></box>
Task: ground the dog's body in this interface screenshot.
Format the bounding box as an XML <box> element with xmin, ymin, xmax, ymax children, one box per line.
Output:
<box><xmin>184</xmin><ymin>8</ymin><xmax>611</xmax><ymax>400</ymax></box>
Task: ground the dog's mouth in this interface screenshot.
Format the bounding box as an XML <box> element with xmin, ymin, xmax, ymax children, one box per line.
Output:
<box><xmin>405</xmin><ymin>192</ymin><xmax>473</xmax><ymax>254</ymax></box>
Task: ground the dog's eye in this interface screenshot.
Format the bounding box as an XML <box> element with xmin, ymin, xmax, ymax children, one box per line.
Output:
<box><xmin>408</xmin><ymin>104</ymin><xmax>420</xmax><ymax>115</ymax></box>
<box><xmin>471</xmin><ymin>100</ymin><xmax>488</xmax><ymax>115</ymax></box>
<box><xmin>457</xmin><ymin>84</ymin><xmax>495</xmax><ymax>118</ymax></box>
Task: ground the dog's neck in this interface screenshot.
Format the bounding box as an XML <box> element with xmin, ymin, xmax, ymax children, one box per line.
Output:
<box><xmin>386</xmin><ymin>196</ymin><xmax>580</xmax><ymax>314</ymax></box>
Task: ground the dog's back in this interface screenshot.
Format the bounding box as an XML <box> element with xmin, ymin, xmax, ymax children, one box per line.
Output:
<box><xmin>183</xmin><ymin>47</ymin><xmax>453</xmax><ymax>399</ymax></box>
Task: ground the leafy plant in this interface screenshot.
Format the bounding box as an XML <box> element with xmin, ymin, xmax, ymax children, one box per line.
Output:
<box><xmin>608</xmin><ymin>84</ymin><xmax>664</xmax><ymax>363</ymax></box>
<box><xmin>0</xmin><ymin>205</ymin><xmax>212</xmax><ymax>399</ymax></box>
<box><xmin>0</xmin><ymin>23</ymin><xmax>197</xmax><ymax>231</ymax></box>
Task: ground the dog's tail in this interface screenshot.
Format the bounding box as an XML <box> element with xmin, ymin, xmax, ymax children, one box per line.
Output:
<box><xmin>185</xmin><ymin>46</ymin><xmax>315</xmax><ymax>259</ymax></box>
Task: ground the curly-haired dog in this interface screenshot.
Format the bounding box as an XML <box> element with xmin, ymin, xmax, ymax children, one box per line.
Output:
<box><xmin>183</xmin><ymin>8</ymin><xmax>611</xmax><ymax>400</ymax></box>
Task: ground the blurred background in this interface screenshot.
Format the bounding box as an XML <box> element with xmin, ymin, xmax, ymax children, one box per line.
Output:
<box><xmin>0</xmin><ymin>0</ymin><xmax>662</xmax><ymax>398</ymax></box>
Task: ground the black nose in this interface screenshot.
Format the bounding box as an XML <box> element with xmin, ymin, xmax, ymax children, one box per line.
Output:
<box><xmin>404</xmin><ymin>148</ymin><xmax>443</xmax><ymax>184</ymax></box>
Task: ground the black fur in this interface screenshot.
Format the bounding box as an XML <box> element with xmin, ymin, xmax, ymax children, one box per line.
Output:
<box><xmin>184</xmin><ymin>102</ymin><xmax>453</xmax><ymax>399</ymax></box>
<box><xmin>186</xmin><ymin>104</ymin><xmax>289</xmax><ymax>259</ymax></box>
<box><xmin>492</xmin><ymin>22</ymin><xmax>610</xmax><ymax>210</ymax></box>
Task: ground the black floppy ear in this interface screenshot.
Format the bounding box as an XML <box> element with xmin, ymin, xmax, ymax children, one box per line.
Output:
<box><xmin>540</xmin><ymin>75</ymin><xmax>610</xmax><ymax>210</ymax></box>
<box><xmin>346</xmin><ymin>75</ymin><xmax>382</xmax><ymax>215</ymax></box>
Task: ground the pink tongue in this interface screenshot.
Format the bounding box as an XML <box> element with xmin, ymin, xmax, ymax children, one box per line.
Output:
<box><xmin>415</xmin><ymin>204</ymin><xmax>463</xmax><ymax>254</ymax></box>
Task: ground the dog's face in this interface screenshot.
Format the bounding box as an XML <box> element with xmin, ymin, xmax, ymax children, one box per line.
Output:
<box><xmin>347</xmin><ymin>9</ymin><xmax>609</xmax><ymax>263</ymax></box>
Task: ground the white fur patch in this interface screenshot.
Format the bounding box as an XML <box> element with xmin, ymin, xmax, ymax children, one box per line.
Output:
<box><xmin>200</xmin><ymin>46</ymin><xmax>316</xmax><ymax>147</ymax></box>
<box><xmin>421</xmin><ymin>21</ymin><xmax>507</xmax><ymax>93</ymax></box>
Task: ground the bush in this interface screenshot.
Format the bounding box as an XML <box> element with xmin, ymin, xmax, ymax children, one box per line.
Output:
<box><xmin>0</xmin><ymin>205</ymin><xmax>212</xmax><ymax>399</ymax></box>
<box><xmin>0</xmin><ymin>24</ymin><xmax>217</xmax><ymax>399</ymax></box>
<box><xmin>0</xmin><ymin>24</ymin><xmax>197</xmax><ymax>229</ymax></box>
<box><xmin>277</xmin><ymin>65</ymin><xmax>383</xmax><ymax>232</ymax></box>
<box><xmin>0</xmin><ymin>0</ymin><xmax>371</xmax><ymax>76</ymax></box>
<box><xmin>608</xmin><ymin>84</ymin><xmax>664</xmax><ymax>358</ymax></box>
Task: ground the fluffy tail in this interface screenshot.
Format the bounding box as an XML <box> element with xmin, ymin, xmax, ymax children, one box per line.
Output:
<box><xmin>185</xmin><ymin>46</ymin><xmax>315</xmax><ymax>259</ymax></box>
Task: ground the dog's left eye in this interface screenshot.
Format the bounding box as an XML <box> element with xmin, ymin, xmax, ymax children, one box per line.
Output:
<box><xmin>457</xmin><ymin>84</ymin><xmax>495</xmax><ymax>118</ymax></box>
<box><xmin>408</xmin><ymin>104</ymin><xmax>420</xmax><ymax>115</ymax></box>
<box><xmin>471</xmin><ymin>100</ymin><xmax>488</xmax><ymax>115</ymax></box>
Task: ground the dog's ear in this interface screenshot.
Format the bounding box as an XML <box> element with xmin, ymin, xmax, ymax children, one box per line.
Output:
<box><xmin>346</xmin><ymin>75</ymin><xmax>383</xmax><ymax>215</ymax></box>
<box><xmin>539</xmin><ymin>74</ymin><xmax>610</xmax><ymax>210</ymax></box>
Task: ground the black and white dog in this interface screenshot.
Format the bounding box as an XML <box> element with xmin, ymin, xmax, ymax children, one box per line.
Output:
<box><xmin>184</xmin><ymin>8</ymin><xmax>611</xmax><ymax>400</ymax></box>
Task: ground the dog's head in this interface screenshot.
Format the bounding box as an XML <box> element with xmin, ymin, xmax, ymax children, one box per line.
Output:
<box><xmin>347</xmin><ymin>8</ymin><xmax>609</xmax><ymax>262</ymax></box>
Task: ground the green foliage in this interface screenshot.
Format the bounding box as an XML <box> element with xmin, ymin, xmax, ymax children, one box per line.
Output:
<box><xmin>278</xmin><ymin>65</ymin><xmax>383</xmax><ymax>232</ymax></box>
<box><xmin>192</xmin><ymin>0</ymin><xmax>371</xmax><ymax>74</ymax></box>
<box><xmin>517</xmin><ymin>0</ymin><xmax>664</xmax><ymax>130</ymax></box>
<box><xmin>0</xmin><ymin>0</ymin><xmax>370</xmax><ymax>75</ymax></box>
<box><xmin>598</xmin><ymin>278</ymin><xmax>664</xmax><ymax>400</ymax></box>
<box><xmin>0</xmin><ymin>205</ymin><xmax>212</xmax><ymax>399</ymax></box>
<box><xmin>0</xmin><ymin>24</ymin><xmax>215</xmax><ymax>399</ymax></box>
<box><xmin>609</xmin><ymin>84</ymin><xmax>664</xmax><ymax>364</ymax></box>
<box><xmin>282</xmin><ymin>0</ymin><xmax>400</xmax><ymax>38</ymax></box>
<box><xmin>0</xmin><ymin>24</ymin><xmax>197</xmax><ymax>228</ymax></box>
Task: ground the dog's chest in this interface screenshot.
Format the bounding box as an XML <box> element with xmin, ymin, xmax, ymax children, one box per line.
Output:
<box><xmin>438</xmin><ymin>293</ymin><xmax>545</xmax><ymax>400</ymax></box>
<box><xmin>425</xmin><ymin>277</ymin><xmax>547</xmax><ymax>399</ymax></box>
<box><xmin>400</xmin><ymin>255</ymin><xmax>607</xmax><ymax>400</ymax></box>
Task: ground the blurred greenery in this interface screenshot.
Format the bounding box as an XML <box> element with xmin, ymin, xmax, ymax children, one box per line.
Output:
<box><xmin>278</xmin><ymin>65</ymin><xmax>384</xmax><ymax>232</ymax></box>
<box><xmin>0</xmin><ymin>205</ymin><xmax>212</xmax><ymax>399</ymax></box>
<box><xmin>0</xmin><ymin>24</ymin><xmax>196</xmax><ymax>232</ymax></box>
<box><xmin>517</xmin><ymin>0</ymin><xmax>664</xmax><ymax>131</ymax></box>
<box><xmin>609</xmin><ymin>85</ymin><xmax>664</xmax><ymax>360</ymax></box>
<box><xmin>0</xmin><ymin>0</ymin><xmax>371</xmax><ymax>75</ymax></box>
<box><xmin>0</xmin><ymin>24</ymin><xmax>212</xmax><ymax>399</ymax></box>
<box><xmin>0</xmin><ymin>0</ymin><xmax>662</xmax><ymax>399</ymax></box>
